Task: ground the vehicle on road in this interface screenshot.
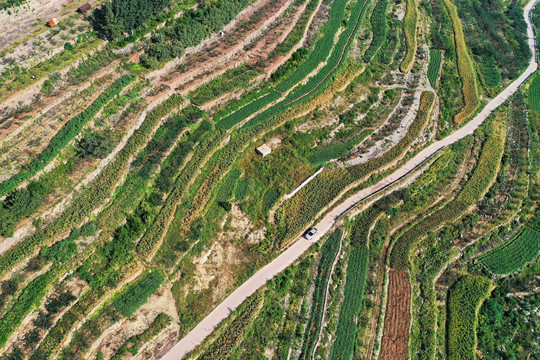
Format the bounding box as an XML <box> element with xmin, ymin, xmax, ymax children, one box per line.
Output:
<box><xmin>304</xmin><ymin>227</ymin><xmax>318</xmax><ymax>240</ymax></box>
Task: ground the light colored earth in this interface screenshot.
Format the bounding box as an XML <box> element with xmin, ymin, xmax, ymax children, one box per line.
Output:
<box><xmin>159</xmin><ymin>0</ymin><xmax>539</xmax><ymax>357</ymax></box>
<box><xmin>0</xmin><ymin>0</ymin><xmax>102</xmax><ymax>50</ymax></box>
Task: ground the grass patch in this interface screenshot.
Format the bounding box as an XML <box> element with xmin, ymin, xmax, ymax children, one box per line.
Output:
<box><xmin>478</xmin><ymin>227</ymin><xmax>540</xmax><ymax>275</ymax></box>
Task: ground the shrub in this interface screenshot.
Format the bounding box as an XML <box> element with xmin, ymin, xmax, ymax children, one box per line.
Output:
<box><xmin>113</xmin><ymin>270</ymin><xmax>165</xmax><ymax>317</ymax></box>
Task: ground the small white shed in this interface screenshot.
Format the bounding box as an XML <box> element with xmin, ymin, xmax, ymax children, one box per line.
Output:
<box><xmin>255</xmin><ymin>144</ymin><xmax>272</xmax><ymax>157</ymax></box>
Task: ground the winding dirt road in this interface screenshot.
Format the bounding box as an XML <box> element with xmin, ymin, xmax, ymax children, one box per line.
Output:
<box><xmin>160</xmin><ymin>0</ymin><xmax>538</xmax><ymax>358</ymax></box>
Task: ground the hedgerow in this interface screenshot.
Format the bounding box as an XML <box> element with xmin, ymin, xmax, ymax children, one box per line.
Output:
<box><xmin>113</xmin><ymin>270</ymin><xmax>165</xmax><ymax>317</ymax></box>
<box><xmin>364</xmin><ymin>0</ymin><xmax>389</xmax><ymax>61</ymax></box>
<box><xmin>328</xmin><ymin>246</ymin><xmax>368</xmax><ymax>360</ymax></box>
<box><xmin>478</xmin><ymin>227</ymin><xmax>540</xmax><ymax>274</ymax></box>
<box><xmin>400</xmin><ymin>0</ymin><xmax>418</xmax><ymax>72</ymax></box>
<box><xmin>447</xmin><ymin>276</ymin><xmax>492</xmax><ymax>360</ymax></box>
<box><xmin>0</xmin><ymin>95</ymin><xmax>183</xmax><ymax>278</ymax></box>
<box><xmin>441</xmin><ymin>0</ymin><xmax>480</xmax><ymax>124</ymax></box>
<box><xmin>389</xmin><ymin>118</ymin><xmax>506</xmax><ymax>270</ymax></box>
<box><xmin>299</xmin><ymin>229</ymin><xmax>342</xmax><ymax>360</ymax></box>
<box><xmin>0</xmin><ymin>74</ymin><xmax>135</xmax><ymax>196</ymax></box>
<box><xmin>277</xmin><ymin>91</ymin><xmax>435</xmax><ymax>243</ymax></box>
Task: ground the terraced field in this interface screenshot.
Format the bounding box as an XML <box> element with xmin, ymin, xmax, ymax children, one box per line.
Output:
<box><xmin>0</xmin><ymin>0</ymin><xmax>538</xmax><ymax>359</ymax></box>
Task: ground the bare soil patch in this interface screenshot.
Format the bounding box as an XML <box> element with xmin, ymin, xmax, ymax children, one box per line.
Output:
<box><xmin>380</xmin><ymin>269</ymin><xmax>411</xmax><ymax>360</ymax></box>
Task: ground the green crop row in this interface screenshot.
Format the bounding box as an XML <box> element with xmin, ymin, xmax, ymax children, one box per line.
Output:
<box><xmin>277</xmin><ymin>0</ymin><xmax>351</xmax><ymax>92</ymax></box>
<box><xmin>329</xmin><ymin>246</ymin><xmax>369</xmax><ymax>360</ymax></box>
<box><xmin>478</xmin><ymin>227</ymin><xmax>540</xmax><ymax>274</ymax></box>
<box><xmin>217</xmin><ymin>0</ymin><xmax>356</xmax><ymax>130</ymax></box>
<box><xmin>110</xmin><ymin>313</ymin><xmax>171</xmax><ymax>359</ymax></box>
<box><xmin>299</xmin><ymin>229</ymin><xmax>342</xmax><ymax>360</ymax></box>
<box><xmin>217</xmin><ymin>90</ymin><xmax>281</xmax><ymax>130</ymax></box>
<box><xmin>0</xmin><ymin>270</ymin><xmax>56</xmax><ymax>348</ymax></box>
<box><xmin>136</xmin><ymin>128</ymin><xmax>224</xmax><ymax>255</ymax></box>
<box><xmin>307</xmin><ymin>129</ymin><xmax>373</xmax><ymax>166</ymax></box>
<box><xmin>0</xmin><ymin>95</ymin><xmax>183</xmax><ymax>278</ymax></box>
<box><xmin>441</xmin><ymin>0</ymin><xmax>480</xmax><ymax>124</ymax></box>
<box><xmin>113</xmin><ymin>270</ymin><xmax>165</xmax><ymax>317</ymax></box>
<box><xmin>389</xmin><ymin>118</ymin><xmax>506</xmax><ymax>270</ymax></box>
<box><xmin>0</xmin><ymin>74</ymin><xmax>135</xmax><ymax>196</ymax></box>
<box><xmin>528</xmin><ymin>74</ymin><xmax>540</xmax><ymax>112</ymax></box>
<box><xmin>427</xmin><ymin>49</ymin><xmax>443</xmax><ymax>88</ymax></box>
<box><xmin>277</xmin><ymin>91</ymin><xmax>435</xmax><ymax>242</ymax></box>
<box><xmin>447</xmin><ymin>276</ymin><xmax>492</xmax><ymax>360</ymax></box>
<box><xmin>273</xmin><ymin>0</ymin><xmax>320</xmax><ymax>55</ymax></box>
<box><xmin>364</xmin><ymin>0</ymin><xmax>389</xmax><ymax>61</ymax></box>
<box><xmin>400</xmin><ymin>0</ymin><xmax>418</xmax><ymax>72</ymax></box>
<box><xmin>189</xmin><ymin>65</ymin><xmax>261</xmax><ymax>106</ymax></box>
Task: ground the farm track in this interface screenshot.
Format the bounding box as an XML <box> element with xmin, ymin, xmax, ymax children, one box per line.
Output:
<box><xmin>379</xmin><ymin>269</ymin><xmax>411</xmax><ymax>360</ymax></box>
<box><xmin>160</xmin><ymin>0</ymin><xmax>538</xmax><ymax>357</ymax></box>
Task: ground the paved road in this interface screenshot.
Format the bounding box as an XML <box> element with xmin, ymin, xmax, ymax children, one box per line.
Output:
<box><xmin>160</xmin><ymin>1</ymin><xmax>538</xmax><ymax>358</ymax></box>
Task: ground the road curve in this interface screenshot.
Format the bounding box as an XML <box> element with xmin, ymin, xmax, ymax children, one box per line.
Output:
<box><xmin>161</xmin><ymin>1</ymin><xmax>538</xmax><ymax>358</ymax></box>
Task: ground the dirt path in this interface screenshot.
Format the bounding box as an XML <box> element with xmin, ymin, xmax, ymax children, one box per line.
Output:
<box><xmin>159</xmin><ymin>1</ymin><xmax>538</xmax><ymax>357</ymax></box>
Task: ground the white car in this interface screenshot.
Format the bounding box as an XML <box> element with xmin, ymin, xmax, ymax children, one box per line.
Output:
<box><xmin>304</xmin><ymin>227</ymin><xmax>318</xmax><ymax>240</ymax></box>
